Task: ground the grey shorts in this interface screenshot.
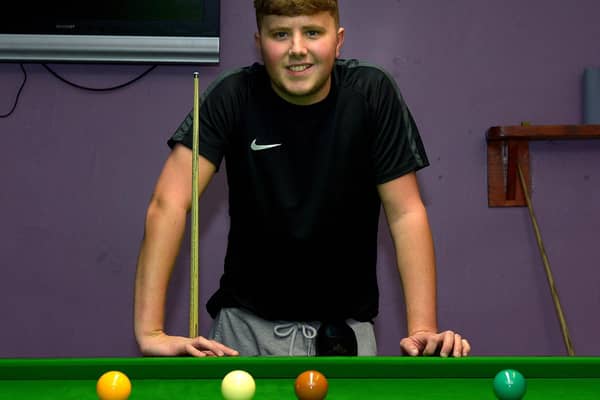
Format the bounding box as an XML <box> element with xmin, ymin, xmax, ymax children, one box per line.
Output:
<box><xmin>208</xmin><ymin>307</ymin><xmax>377</xmax><ymax>356</ymax></box>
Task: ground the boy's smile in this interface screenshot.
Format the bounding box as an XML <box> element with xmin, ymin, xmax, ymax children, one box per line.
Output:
<box><xmin>255</xmin><ymin>11</ymin><xmax>345</xmax><ymax>105</ymax></box>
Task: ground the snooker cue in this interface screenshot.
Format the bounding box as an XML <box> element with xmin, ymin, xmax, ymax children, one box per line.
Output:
<box><xmin>517</xmin><ymin>164</ymin><xmax>575</xmax><ymax>356</ymax></box>
<box><xmin>189</xmin><ymin>72</ymin><xmax>200</xmax><ymax>338</ymax></box>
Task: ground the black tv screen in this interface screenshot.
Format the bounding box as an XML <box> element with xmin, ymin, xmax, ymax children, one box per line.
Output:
<box><xmin>0</xmin><ymin>0</ymin><xmax>220</xmax><ymax>64</ymax></box>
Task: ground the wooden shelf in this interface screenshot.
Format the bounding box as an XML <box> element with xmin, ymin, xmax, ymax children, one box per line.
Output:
<box><xmin>486</xmin><ymin>124</ymin><xmax>600</xmax><ymax>207</ymax></box>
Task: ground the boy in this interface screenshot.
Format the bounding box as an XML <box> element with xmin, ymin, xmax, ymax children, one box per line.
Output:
<box><xmin>134</xmin><ymin>0</ymin><xmax>471</xmax><ymax>357</ymax></box>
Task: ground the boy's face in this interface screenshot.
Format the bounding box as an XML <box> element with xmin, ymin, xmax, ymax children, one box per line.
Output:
<box><xmin>255</xmin><ymin>11</ymin><xmax>344</xmax><ymax>105</ymax></box>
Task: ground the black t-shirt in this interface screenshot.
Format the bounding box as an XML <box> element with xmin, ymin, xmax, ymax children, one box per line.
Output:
<box><xmin>168</xmin><ymin>59</ymin><xmax>429</xmax><ymax>322</ymax></box>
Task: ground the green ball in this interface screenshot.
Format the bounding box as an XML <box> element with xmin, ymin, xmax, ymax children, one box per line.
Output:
<box><xmin>493</xmin><ymin>369</ymin><xmax>526</xmax><ymax>400</ymax></box>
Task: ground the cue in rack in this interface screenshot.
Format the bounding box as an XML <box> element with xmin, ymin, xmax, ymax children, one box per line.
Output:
<box><xmin>518</xmin><ymin>163</ymin><xmax>575</xmax><ymax>356</ymax></box>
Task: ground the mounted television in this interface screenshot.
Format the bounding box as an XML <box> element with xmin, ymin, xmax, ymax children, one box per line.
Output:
<box><xmin>0</xmin><ymin>0</ymin><xmax>220</xmax><ymax>64</ymax></box>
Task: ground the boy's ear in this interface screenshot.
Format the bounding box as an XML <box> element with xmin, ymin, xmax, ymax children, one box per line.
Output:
<box><xmin>255</xmin><ymin>32</ymin><xmax>262</xmax><ymax>51</ymax></box>
<box><xmin>335</xmin><ymin>27</ymin><xmax>345</xmax><ymax>58</ymax></box>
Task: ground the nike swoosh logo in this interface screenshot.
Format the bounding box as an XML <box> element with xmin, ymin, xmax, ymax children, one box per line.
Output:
<box><xmin>250</xmin><ymin>139</ymin><xmax>282</xmax><ymax>151</ymax></box>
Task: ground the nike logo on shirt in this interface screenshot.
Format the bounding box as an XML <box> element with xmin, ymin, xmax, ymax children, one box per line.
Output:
<box><xmin>250</xmin><ymin>139</ymin><xmax>282</xmax><ymax>151</ymax></box>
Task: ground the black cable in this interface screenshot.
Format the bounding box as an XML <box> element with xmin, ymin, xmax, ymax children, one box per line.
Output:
<box><xmin>41</xmin><ymin>63</ymin><xmax>157</xmax><ymax>91</ymax></box>
<box><xmin>0</xmin><ymin>64</ymin><xmax>27</xmax><ymax>118</ymax></box>
<box><xmin>1</xmin><ymin>63</ymin><xmax>156</xmax><ymax>117</ymax></box>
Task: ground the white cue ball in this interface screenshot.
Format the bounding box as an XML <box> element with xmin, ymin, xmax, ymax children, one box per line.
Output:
<box><xmin>221</xmin><ymin>370</ymin><xmax>256</xmax><ymax>400</ymax></box>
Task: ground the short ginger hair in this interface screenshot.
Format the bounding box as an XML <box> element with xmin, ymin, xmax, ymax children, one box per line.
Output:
<box><xmin>253</xmin><ymin>0</ymin><xmax>340</xmax><ymax>30</ymax></box>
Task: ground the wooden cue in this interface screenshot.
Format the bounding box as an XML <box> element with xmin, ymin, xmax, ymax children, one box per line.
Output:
<box><xmin>517</xmin><ymin>164</ymin><xmax>575</xmax><ymax>356</ymax></box>
<box><xmin>189</xmin><ymin>72</ymin><xmax>200</xmax><ymax>338</ymax></box>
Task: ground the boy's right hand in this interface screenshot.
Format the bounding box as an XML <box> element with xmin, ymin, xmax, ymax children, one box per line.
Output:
<box><xmin>138</xmin><ymin>331</ymin><xmax>239</xmax><ymax>357</ymax></box>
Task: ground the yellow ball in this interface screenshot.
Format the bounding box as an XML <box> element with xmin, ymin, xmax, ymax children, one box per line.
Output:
<box><xmin>221</xmin><ymin>370</ymin><xmax>256</xmax><ymax>400</ymax></box>
<box><xmin>96</xmin><ymin>370</ymin><xmax>132</xmax><ymax>400</ymax></box>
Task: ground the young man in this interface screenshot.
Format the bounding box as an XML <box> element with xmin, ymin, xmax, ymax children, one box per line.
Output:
<box><xmin>134</xmin><ymin>0</ymin><xmax>471</xmax><ymax>357</ymax></box>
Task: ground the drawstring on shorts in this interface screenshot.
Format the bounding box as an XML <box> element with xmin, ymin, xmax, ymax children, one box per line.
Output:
<box><xmin>273</xmin><ymin>323</ymin><xmax>317</xmax><ymax>356</ymax></box>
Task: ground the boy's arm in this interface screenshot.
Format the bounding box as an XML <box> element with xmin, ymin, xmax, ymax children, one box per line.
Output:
<box><xmin>377</xmin><ymin>172</ymin><xmax>470</xmax><ymax>357</ymax></box>
<box><xmin>134</xmin><ymin>144</ymin><xmax>238</xmax><ymax>357</ymax></box>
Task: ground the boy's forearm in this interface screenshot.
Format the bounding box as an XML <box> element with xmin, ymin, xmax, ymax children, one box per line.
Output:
<box><xmin>388</xmin><ymin>207</ymin><xmax>438</xmax><ymax>335</ymax></box>
<box><xmin>134</xmin><ymin>201</ymin><xmax>188</xmax><ymax>343</ymax></box>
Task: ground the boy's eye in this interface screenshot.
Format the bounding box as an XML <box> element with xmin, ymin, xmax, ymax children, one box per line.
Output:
<box><xmin>306</xmin><ymin>30</ymin><xmax>320</xmax><ymax>37</ymax></box>
<box><xmin>273</xmin><ymin>32</ymin><xmax>288</xmax><ymax>39</ymax></box>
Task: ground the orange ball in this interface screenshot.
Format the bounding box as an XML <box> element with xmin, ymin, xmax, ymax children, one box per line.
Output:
<box><xmin>294</xmin><ymin>370</ymin><xmax>328</xmax><ymax>400</ymax></box>
<box><xmin>96</xmin><ymin>370</ymin><xmax>132</xmax><ymax>400</ymax></box>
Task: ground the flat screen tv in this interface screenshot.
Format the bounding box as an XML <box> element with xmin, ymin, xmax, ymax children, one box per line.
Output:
<box><xmin>0</xmin><ymin>0</ymin><xmax>220</xmax><ymax>64</ymax></box>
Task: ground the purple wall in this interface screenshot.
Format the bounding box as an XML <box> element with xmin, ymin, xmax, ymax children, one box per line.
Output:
<box><xmin>1</xmin><ymin>1</ymin><xmax>599</xmax><ymax>357</ymax></box>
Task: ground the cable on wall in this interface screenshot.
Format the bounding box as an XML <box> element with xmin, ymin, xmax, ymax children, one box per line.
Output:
<box><xmin>1</xmin><ymin>63</ymin><xmax>157</xmax><ymax>118</ymax></box>
<box><xmin>0</xmin><ymin>64</ymin><xmax>27</xmax><ymax>118</ymax></box>
<box><xmin>41</xmin><ymin>64</ymin><xmax>157</xmax><ymax>91</ymax></box>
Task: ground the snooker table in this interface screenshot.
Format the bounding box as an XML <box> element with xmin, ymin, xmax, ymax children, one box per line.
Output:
<box><xmin>0</xmin><ymin>356</ymin><xmax>599</xmax><ymax>399</ymax></box>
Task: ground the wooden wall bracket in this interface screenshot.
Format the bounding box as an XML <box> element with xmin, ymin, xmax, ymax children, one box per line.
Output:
<box><xmin>486</xmin><ymin>125</ymin><xmax>600</xmax><ymax>207</ymax></box>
